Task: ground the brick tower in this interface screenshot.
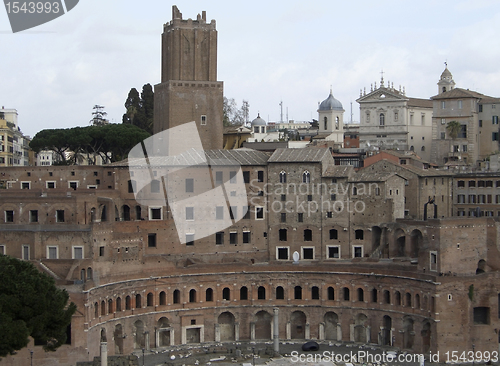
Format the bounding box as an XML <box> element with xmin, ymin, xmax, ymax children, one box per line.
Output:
<box><xmin>153</xmin><ymin>6</ymin><xmax>223</xmax><ymax>150</ymax></box>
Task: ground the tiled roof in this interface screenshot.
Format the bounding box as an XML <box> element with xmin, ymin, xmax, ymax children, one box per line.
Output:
<box><xmin>431</xmin><ymin>88</ymin><xmax>487</xmax><ymax>100</ymax></box>
<box><xmin>323</xmin><ymin>165</ymin><xmax>354</xmax><ymax>178</ymax></box>
<box><xmin>407</xmin><ymin>98</ymin><xmax>433</xmax><ymax>108</ymax></box>
<box><xmin>268</xmin><ymin>148</ymin><xmax>330</xmax><ymax>163</ymax></box>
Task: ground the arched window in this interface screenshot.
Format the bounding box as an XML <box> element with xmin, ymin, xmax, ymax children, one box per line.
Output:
<box><xmin>324</xmin><ymin>117</ymin><xmax>328</xmax><ymax>130</ymax></box>
<box><xmin>327</xmin><ymin>286</ymin><xmax>334</xmax><ymax>300</ymax></box>
<box><xmin>147</xmin><ymin>292</ymin><xmax>154</xmax><ymax>307</ymax></box>
<box><xmin>159</xmin><ymin>291</ymin><xmax>166</xmax><ymax>305</ymax></box>
<box><xmin>108</xmin><ymin>299</ymin><xmax>113</xmax><ymax>313</ymax></box>
<box><xmin>240</xmin><ymin>286</ymin><xmax>248</xmax><ymax>300</ymax></box>
<box><xmin>357</xmin><ymin>288</ymin><xmax>364</xmax><ymax>302</ymax></box>
<box><xmin>335</xmin><ymin>116</ymin><xmax>339</xmax><ymax>130</ymax></box>
<box><xmin>135</xmin><ymin>205</ymin><xmax>142</xmax><ymax>220</ymax></box>
<box><xmin>410</xmin><ymin>145</ymin><xmax>414</xmax><ymax>151</ymax></box>
<box><xmin>222</xmin><ymin>287</ymin><xmax>230</xmax><ymax>301</ymax></box>
<box><xmin>258</xmin><ymin>286</ymin><xmax>266</xmax><ymax>300</ymax></box>
<box><xmin>384</xmin><ymin>290</ymin><xmax>390</xmax><ymax>304</ymax></box>
<box><xmin>302</xmin><ymin>171</ymin><xmax>310</xmax><ymax>183</ymax></box>
<box><xmin>380</xmin><ymin>113</ymin><xmax>385</xmax><ymax>126</ymax></box>
<box><xmin>276</xmin><ymin>286</ymin><xmax>284</xmax><ymax>300</ymax></box>
<box><xmin>116</xmin><ymin>297</ymin><xmax>122</xmax><ymax>311</ymax></box>
<box><xmin>125</xmin><ymin>296</ymin><xmax>131</xmax><ymax>310</ymax></box>
<box><xmin>173</xmin><ymin>289</ymin><xmax>180</xmax><ymax>304</ymax></box>
<box><xmin>371</xmin><ymin>289</ymin><xmax>378</xmax><ymax>303</ymax></box>
<box><xmin>406</xmin><ymin>292</ymin><xmax>412</xmax><ymax>307</ymax></box>
<box><xmin>395</xmin><ymin>291</ymin><xmax>401</xmax><ymax>306</ymax></box>
<box><xmin>135</xmin><ymin>294</ymin><xmax>142</xmax><ymax>308</ymax></box>
<box><xmin>189</xmin><ymin>289</ymin><xmax>197</xmax><ymax>303</ymax></box>
<box><xmin>279</xmin><ymin>171</ymin><xmax>287</xmax><ymax>183</ymax></box>
<box><xmin>94</xmin><ymin>302</ymin><xmax>98</xmax><ymax>318</ymax></box>
<box><xmin>421</xmin><ymin>146</ymin><xmax>425</xmax><ymax>151</ymax></box>
<box><xmin>101</xmin><ymin>300</ymin><xmax>106</xmax><ymax>316</ymax></box>
<box><xmin>206</xmin><ymin>288</ymin><xmax>213</xmax><ymax>302</ymax></box>
<box><xmin>311</xmin><ymin>286</ymin><xmax>320</xmax><ymax>300</ymax></box>
<box><xmin>294</xmin><ymin>286</ymin><xmax>302</xmax><ymax>299</ymax></box>
<box><xmin>343</xmin><ymin>287</ymin><xmax>350</xmax><ymax>301</ymax></box>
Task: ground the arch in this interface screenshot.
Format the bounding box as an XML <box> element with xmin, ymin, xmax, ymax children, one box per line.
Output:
<box><xmin>279</xmin><ymin>171</ymin><xmax>287</xmax><ymax>183</ymax></box>
<box><xmin>133</xmin><ymin>320</ymin><xmax>145</xmax><ymax>349</ymax></box>
<box><xmin>100</xmin><ymin>328</ymin><xmax>107</xmax><ymax>342</ymax></box>
<box><xmin>372</xmin><ymin>226</ymin><xmax>382</xmax><ymax>251</ymax></box>
<box><xmin>80</xmin><ymin>268</ymin><xmax>86</xmax><ymax>282</ymax></box>
<box><xmin>100</xmin><ymin>205</ymin><xmax>107</xmax><ymax>222</ymax></box>
<box><xmin>240</xmin><ymin>286</ymin><xmax>248</xmax><ymax>300</ymax></box>
<box><xmin>218</xmin><ymin>312</ymin><xmax>236</xmax><ymax>341</ymax></box>
<box><xmin>371</xmin><ymin>289</ymin><xmax>378</xmax><ymax>303</ymax></box>
<box><xmin>328</xmin><ymin>286</ymin><xmax>335</xmax><ymax>300</ymax></box>
<box><xmin>257</xmin><ymin>286</ymin><xmax>266</xmax><ymax>300</ymax></box>
<box><xmin>395</xmin><ymin>291</ymin><xmax>401</xmax><ymax>306</ymax></box>
<box><xmin>255</xmin><ymin>311</ymin><xmax>272</xmax><ymax>340</ymax></box>
<box><xmin>135</xmin><ymin>294</ymin><xmax>142</xmax><ymax>308</ymax></box>
<box><xmin>114</xmin><ymin>324</ymin><xmax>123</xmax><ymax>354</ymax></box>
<box><xmin>423</xmin><ymin>295</ymin><xmax>428</xmax><ymax>310</ymax></box>
<box><xmin>122</xmin><ymin>205</ymin><xmax>131</xmax><ymax>221</ymax></box>
<box><xmin>343</xmin><ymin>287</ymin><xmax>350</xmax><ymax>301</ymax></box>
<box><xmin>335</xmin><ymin>116</ymin><xmax>340</xmax><ymax>130</ymax></box>
<box><xmin>135</xmin><ymin>205</ymin><xmax>142</xmax><ymax>220</ymax></box>
<box><xmin>101</xmin><ymin>300</ymin><xmax>106</xmax><ymax>316</ymax></box>
<box><xmin>354</xmin><ymin>313</ymin><xmax>368</xmax><ymax>343</ymax></box>
<box><xmin>382</xmin><ymin>315</ymin><xmax>392</xmax><ymax>346</ymax></box>
<box><xmin>406</xmin><ymin>292</ymin><xmax>412</xmax><ymax>307</ymax></box>
<box><xmin>415</xmin><ymin>293</ymin><xmax>421</xmax><ymax>309</ymax></box>
<box><xmin>395</xmin><ymin>229</ymin><xmax>406</xmax><ymax>257</ymax></box>
<box><xmin>383</xmin><ymin>290</ymin><xmax>390</xmax><ymax>304</ymax></box>
<box><xmin>173</xmin><ymin>289</ymin><xmax>180</xmax><ymax>304</ymax></box>
<box><xmin>159</xmin><ymin>291</ymin><xmax>166</xmax><ymax>305</ymax></box>
<box><xmin>410</xmin><ymin>229</ymin><xmax>423</xmax><ymax>258</ymax></box>
<box><xmin>189</xmin><ymin>289</ymin><xmax>197</xmax><ymax>303</ymax></box>
<box><xmin>90</xmin><ymin>207</ymin><xmax>96</xmax><ymax>222</ymax></box>
<box><xmin>147</xmin><ymin>292</ymin><xmax>154</xmax><ymax>307</ymax></box>
<box><xmin>403</xmin><ymin>316</ymin><xmax>415</xmax><ymax>349</ymax></box>
<box><xmin>291</xmin><ymin>311</ymin><xmax>307</xmax><ymax>339</ymax></box>
<box><xmin>87</xmin><ymin>267</ymin><xmax>92</xmax><ymax>280</ymax></box>
<box><xmin>294</xmin><ymin>286</ymin><xmax>302</xmax><ymax>299</ymax></box>
<box><xmin>94</xmin><ymin>302</ymin><xmax>98</xmax><ymax>318</ymax></box>
<box><xmin>276</xmin><ymin>286</ymin><xmax>284</xmax><ymax>300</ymax></box>
<box><xmin>125</xmin><ymin>296</ymin><xmax>131</xmax><ymax>310</ymax></box>
<box><xmin>222</xmin><ymin>287</ymin><xmax>230</xmax><ymax>301</ymax></box>
<box><xmin>116</xmin><ymin>297</ymin><xmax>122</xmax><ymax>312</ymax></box>
<box><xmin>302</xmin><ymin>171</ymin><xmax>310</xmax><ymax>183</ymax></box>
<box><xmin>357</xmin><ymin>288</ymin><xmax>364</xmax><ymax>302</ymax></box>
<box><xmin>324</xmin><ymin>312</ymin><xmax>339</xmax><ymax>340</ymax></box>
<box><xmin>157</xmin><ymin>317</ymin><xmax>171</xmax><ymax>347</ymax></box>
<box><xmin>421</xmin><ymin>320</ymin><xmax>431</xmax><ymax>353</ymax></box>
<box><xmin>477</xmin><ymin>259</ymin><xmax>486</xmax><ymax>274</ymax></box>
<box><xmin>311</xmin><ymin>286</ymin><xmax>320</xmax><ymax>300</ymax></box>
<box><xmin>108</xmin><ymin>298</ymin><xmax>113</xmax><ymax>313</ymax></box>
<box><xmin>205</xmin><ymin>288</ymin><xmax>213</xmax><ymax>302</ymax></box>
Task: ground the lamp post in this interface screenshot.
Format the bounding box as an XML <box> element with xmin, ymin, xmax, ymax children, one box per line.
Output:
<box><xmin>142</xmin><ymin>348</ymin><xmax>145</xmax><ymax>366</ymax></box>
<box><xmin>30</xmin><ymin>350</ymin><xmax>33</xmax><ymax>366</ymax></box>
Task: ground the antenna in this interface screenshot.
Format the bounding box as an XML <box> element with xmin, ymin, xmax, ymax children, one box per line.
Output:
<box><xmin>279</xmin><ymin>101</ymin><xmax>283</xmax><ymax>123</ymax></box>
<box><xmin>350</xmin><ymin>101</ymin><xmax>353</xmax><ymax>124</ymax></box>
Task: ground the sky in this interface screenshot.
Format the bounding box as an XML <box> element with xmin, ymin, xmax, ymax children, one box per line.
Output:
<box><xmin>1</xmin><ymin>0</ymin><xmax>500</xmax><ymax>138</ymax></box>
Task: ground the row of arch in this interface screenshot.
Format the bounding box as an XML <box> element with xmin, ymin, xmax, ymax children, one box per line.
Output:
<box><xmin>91</xmin><ymin>285</ymin><xmax>434</xmax><ymax>320</ymax></box>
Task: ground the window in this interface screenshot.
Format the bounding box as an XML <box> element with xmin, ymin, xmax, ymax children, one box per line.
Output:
<box><xmin>331</xmin><ymin>194</ymin><xmax>336</xmax><ymax>201</ymax></box>
<box><xmin>479</xmin><ymin>120</ymin><xmax>483</xmax><ymax>127</ymax></box>
<box><xmin>493</xmin><ymin>116</ymin><xmax>499</xmax><ymax>125</ymax></box>
<box><xmin>99</xmin><ymin>246</ymin><xmax>104</xmax><ymax>256</ymax></box>
<box><xmin>469</xmin><ymin>195</ymin><xmax>476</xmax><ymax>204</ymax></box>
<box><xmin>279</xmin><ymin>229</ymin><xmax>287</xmax><ymax>241</ymax></box>
<box><xmin>277</xmin><ymin>247</ymin><xmax>289</xmax><ymax>260</ymax></box>
<box><xmin>353</xmin><ymin>245</ymin><xmax>363</xmax><ymax>258</ymax></box>
<box><xmin>216</xmin><ymin>232</ymin><xmax>224</xmax><ymax>245</ymax></box>
<box><xmin>22</xmin><ymin>245</ymin><xmax>30</xmax><ymax>260</ymax></box>
<box><xmin>457</xmin><ymin>195</ymin><xmax>465</xmax><ymax>203</ymax></box>
<box><xmin>186</xmin><ymin>234</ymin><xmax>195</xmax><ymax>246</ymax></box>
<box><xmin>149</xmin><ymin>207</ymin><xmax>162</xmax><ymax>220</ymax></box>
<box><xmin>430</xmin><ymin>251</ymin><xmax>437</xmax><ymax>271</ymax></box>
<box><xmin>326</xmin><ymin>211</ymin><xmax>333</xmax><ymax>218</ymax></box>
<box><xmin>328</xmin><ymin>287</ymin><xmax>334</xmax><ymax>300</ymax></box>
<box><xmin>302</xmin><ymin>171</ymin><xmax>310</xmax><ymax>183</ymax></box>
<box><xmin>47</xmin><ymin>246</ymin><xmax>58</xmax><ymax>259</ymax></box>
<box><xmin>329</xmin><ymin>229</ymin><xmax>338</xmax><ymax>240</ymax></box>
<box><xmin>303</xmin><ymin>229</ymin><xmax>312</xmax><ymax>241</ymax></box>
<box><xmin>0</xmin><ymin>245</ymin><xmax>4</xmax><ymax>255</ymax></box>
<box><xmin>298</xmin><ymin>213</ymin><xmax>303</xmax><ymax>222</ymax></box>
<box><xmin>229</xmin><ymin>232</ymin><xmax>237</xmax><ymax>245</ymax></box>
<box><xmin>379</xmin><ymin>113</ymin><xmax>385</xmax><ymax>126</ymax></box>
<box><xmin>255</xmin><ymin>207</ymin><xmax>264</xmax><ymax>220</ymax></box>
<box><xmin>440</xmin><ymin>132</ymin><xmax>445</xmax><ymax>140</ymax></box>
<box><xmin>148</xmin><ymin>233</ymin><xmax>157</xmax><ymax>247</ymax></box>
<box><xmin>243</xmin><ymin>206</ymin><xmax>250</xmax><ymax>219</ymax></box>
<box><xmin>185</xmin><ymin>207</ymin><xmax>194</xmax><ymax>221</ymax></box>
<box><xmin>201</xmin><ymin>115</ymin><xmax>207</xmax><ymax>125</ymax></box>
<box><xmin>474</xmin><ymin>307</ymin><xmax>490</xmax><ymax>325</ymax></box>
<box><xmin>128</xmin><ymin>180</ymin><xmax>136</xmax><ymax>193</ymax></box>
<box><xmin>493</xmin><ymin>132</ymin><xmax>499</xmax><ymax>141</ymax></box>
<box><xmin>149</xmin><ymin>179</ymin><xmax>160</xmax><ymax>193</ymax></box>
<box><xmin>258</xmin><ymin>286</ymin><xmax>266</xmax><ymax>300</ymax></box>
<box><xmin>29</xmin><ymin>210</ymin><xmax>38</xmax><ymax>223</ymax></box>
<box><xmin>281</xmin><ymin>194</ymin><xmax>286</xmax><ymax>201</ymax></box>
<box><xmin>216</xmin><ymin>206</ymin><xmax>224</xmax><ymax>220</ymax></box>
<box><xmin>185</xmin><ymin>179</ymin><xmax>194</xmax><ymax>192</ymax></box>
<box><xmin>279</xmin><ymin>171</ymin><xmax>287</xmax><ymax>183</ymax></box>
<box><xmin>280</xmin><ymin>213</ymin><xmax>286</xmax><ymax>223</ymax></box>
<box><xmin>173</xmin><ymin>290</ymin><xmax>180</xmax><ymax>304</ymax></box>
<box><xmin>302</xmin><ymin>247</ymin><xmax>314</xmax><ymax>260</ymax></box>
<box><xmin>311</xmin><ymin>286</ymin><xmax>320</xmax><ymax>300</ymax></box>
<box><xmin>240</xmin><ymin>286</ymin><xmax>248</xmax><ymax>300</ymax></box>
<box><xmin>276</xmin><ymin>286</ymin><xmax>284</xmax><ymax>300</ymax></box>
<box><xmin>324</xmin><ymin>116</ymin><xmax>328</xmax><ymax>130</ymax></box>
<box><xmin>46</xmin><ymin>181</ymin><xmax>56</xmax><ymax>189</ymax></box>
<box><xmin>355</xmin><ymin>230</ymin><xmax>364</xmax><ymax>240</ymax></box>
<box><xmin>343</xmin><ymin>287</ymin><xmax>350</xmax><ymax>301</ymax></box>
<box><xmin>68</xmin><ymin>181</ymin><xmax>78</xmax><ymax>190</ymax></box>
<box><xmin>327</xmin><ymin>245</ymin><xmax>340</xmax><ymax>259</ymax></box>
<box><xmin>189</xmin><ymin>289</ymin><xmax>197</xmax><ymax>303</ymax></box>
<box><xmin>21</xmin><ymin>181</ymin><xmax>30</xmax><ymax>189</ymax></box>
<box><xmin>441</xmin><ymin>101</ymin><xmax>445</xmax><ymax>109</ymax></box>
<box><xmin>222</xmin><ymin>288</ymin><xmax>230</xmax><ymax>301</ymax></box>
<box><xmin>215</xmin><ymin>171</ymin><xmax>223</xmax><ymax>185</ymax></box>
<box><xmin>243</xmin><ymin>231</ymin><xmax>250</xmax><ymax>244</ymax></box>
<box><xmin>457</xmin><ymin>180</ymin><xmax>465</xmax><ymax>188</ymax></box>
<box><xmin>243</xmin><ymin>171</ymin><xmax>250</xmax><ymax>184</ymax></box>
<box><xmin>205</xmin><ymin>288</ymin><xmax>213</xmax><ymax>302</ymax></box>
<box><xmin>229</xmin><ymin>171</ymin><xmax>237</xmax><ymax>184</ymax></box>
<box><xmin>294</xmin><ymin>286</ymin><xmax>302</xmax><ymax>299</ymax></box>
<box><xmin>257</xmin><ymin>171</ymin><xmax>264</xmax><ymax>183</ymax></box>
<box><xmin>458</xmin><ymin>100</ymin><xmax>463</xmax><ymax>109</ymax></box>
<box><xmin>56</xmin><ymin>210</ymin><xmax>65</xmax><ymax>223</ymax></box>
<box><xmin>469</xmin><ymin>180</ymin><xmax>476</xmax><ymax>187</ymax></box>
<box><xmin>73</xmin><ymin>246</ymin><xmax>83</xmax><ymax>259</ymax></box>
<box><xmin>307</xmin><ymin>194</ymin><xmax>312</xmax><ymax>201</ymax></box>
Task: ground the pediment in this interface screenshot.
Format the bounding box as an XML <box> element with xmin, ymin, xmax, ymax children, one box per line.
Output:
<box><xmin>357</xmin><ymin>88</ymin><xmax>409</xmax><ymax>103</ymax></box>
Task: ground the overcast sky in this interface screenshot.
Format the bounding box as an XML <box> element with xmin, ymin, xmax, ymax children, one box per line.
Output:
<box><xmin>1</xmin><ymin>0</ymin><xmax>500</xmax><ymax>138</ymax></box>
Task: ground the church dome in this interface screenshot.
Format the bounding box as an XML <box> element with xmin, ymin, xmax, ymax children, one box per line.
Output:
<box><xmin>251</xmin><ymin>114</ymin><xmax>266</xmax><ymax>126</ymax></box>
<box><xmin>319</xmin><ymin>92</ymin><xmax>343</xmax><ymax>111</ymax></box>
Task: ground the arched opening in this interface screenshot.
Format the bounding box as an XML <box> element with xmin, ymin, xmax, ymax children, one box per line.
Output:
<box><xmin>255</xmin><ymin>311</ymin><xmax>272</xmax><ymax>340</ymax></box>
<box><xmin>218</xmin><ymin>312</ymin><xmax>235</xmax><ymax>341</ymax></box>
<box><xmin>157</xmin><ymin>317</ymin><xmax>171</xmax><ymax>347</ymax></box>
<box><xmin>90</xmin><ymin>207</ymin><xmax>96</xmax><ymax>222</ymax></box>
<box><xmin>410</xmin><ymin>230</ymin><xmax>423</xmax><ymax>258</ymax></box>
<box><xmin>222</xmin><ymin>287</ymin><xmax>230</xmax><ymax>301</ymax></box>
<box><xmin>294</xmin><ymin>286</ymin><xmax>302</xmax><ymax>299</ymax></box>
<box><xmin>108</xmin><ymin>299</ymin><xmax>113</xmax><ymax>313</ymax></box>
<box><xmin>403</xmin><ymin>316</ymin><xmax>415</xmax><ymax>350</ymax></box>
<box><xmin>395</xmin><ymin>291</ymin><xmax>401</xmax><ymax>306</ymax></box>
<box><xmin>423</xmin><ymin>295</ymin><xmax>428</xmax><ymax>311</ymax></box>
<box><xmin>100</xmin><ymin>328</ymin><xmax>107</xmax><ymax>342</ymax></box>
<box><xmin>125</xmin><ymin>296</ymin><xmax>131</xmax><ymax>310</ymax></box>
<box><xmin>114</xmin><ymin>324</ymin><xmax>123</xmax><ymax>354</ymax></box>
<box><xmin>173</xmin><ymin>289</ymin><xmax>180</xmax><ymax>304</ymax></box>
<box><xmin>415</xmin><ymin>293</ymin><xmax>421</xmax><ymax>309</ymax></box>
<box><xmin>324</xmin><ymin>312</ymin><xmax>339</xmax><ymax>340</ymax></box>
<box><xmin>477</xmin><ymin>259</ymin><xmax>486</xmax><ymax>274</ymax></box>
<box><xmin>354</xmin><ymin>313</ymin><xmax>368</xmax><ymax>343</ymax></box>
<box><xmin>343</xmin><ymin>287</ymin><xmax>350</xmax><ymax>301</ymax></box>
<box><xmin>384</xmin><ymin>290</ymin><xmax>390</xmax><ymax>304</ymax></box>
<box><xmin>116</xmin><ymin>297</ymin><xmax>122</xmax><ymax>311</ymax></box>
<box><xmin>80</xmin><ymin>268</ymin><xmax>85</xmax><ymax>282</ymax></box>
<box><xmin>291</xmin><ymin>311</ymin><xmax>307</xmax><ymax>339</ymax></box>
<box><xmin>382</xmin><ymin>315</ymin><xmax>392</xmax><ymax>346</ymax></box>
<box><xmin>257</xmin><ymin>286</ymin><xmax>266</xmax><ymax>300</ymax></box>
<box><xmin>395</xmin><ymin>229</ymin><xmax>406</xmax><ymax>257</ymax></box>
<box><xmin>87</xmin><ymin>267</ymin><xmax>92</xmax><ymax>280</ymax></box>
<box><xmin>302</xmin><ymin>171</ymin><xmax>310</xmax><ymax>183</ymax></box>
<box><xmin>357</xmin><ymin>288</ymin><xmax>364</xmax><ymax>302</ymax></box>
<box><xmin>189</xmin><ymin>289</ymin><xmax>197</xmax><ymax>303</ymax></box>
<box><xmin>147</xmin><ymin>292</ymin><xmax>154</xmax><ymax>307</ymax></box>
<box><xmin>406</xmin><ymin>292</ymin><xmax>412</xmax><ymax>307</ymax></box>
<box><xmin>135</xmin><ymin>294</ymin><xmax>142</xmax><ymax>308</ymax></box>
<box><xmin>205</xmin><ymin>288</ymin><xmax>213</xmax><ymax>302</ymax></box>
<box><xmin>421</xmin><ymin>320</ymin><xmax>431</xmax><ymax>353</ymax></box>
<box><xmin>122</xmin><ymin>205</ymin><xmax>130</xmax><ymax>221</ymax></box>
<box><xmin>372</xmin><ymin>226</ymin><xmax>382</xmax><ymax>252</ymax></box>
<box><xmin>324</xmin><ymin>117</ymin><xmax>328</xmax><ymax>130</ymax></box>
<box><xmin>371</xmin><ymin>289</ymin><xmax>378</xmax><ymax>303</ymax></box>
<box><xmin>159</xmin><ymin>291</ymin><xmax>166</xmax><ymax>305</ymax></box>
<box><xmin>100</xmin><ymin>205</ymin><xmax>107</xmax><ymax>222</ymax></box>
<box><xmin>328</xmin><ymin>286</ymin><xmax>335</xmax><ymax>300</ymax></box>
<box><xmin>101</xmin><ymin>300</ymin><xmax>106</xmax><ymax>316</ymax></box>
<box><xmin>311</xmin><ymin>286</ymin><xmax>320</xmax><ymax>300</ymax></box>
<box><xmin>240</xmin><ymin>286</ymin><xmax>248</xmax><ymax>300</ymax></box>
<box><xmin>276</xmin><ymin>286</ymin><xmax>284</xmax><ymax>300</ymax></box>
<box><xmin>379</xmin><ymin>113</ymin><xmax>385</xmax><ymax>126</ymax></box>
<box><xmin>279</xmin><ymin>171</ymin><xmax>287</xmax><ymax>183</ymax></box>
<box><xmin>133</xmin><ymin>320</ymin><xmax>145</xmax><ymax>349</ymax></box>
<box><xmin>135</xmin><ymin>205</ymin><xmax>142</xmax><ymax>220</ymax></box>
<box><xmin>114</xmin><ymin>205</ymin><xmax>119</xmax><ymax>221</ymax></box>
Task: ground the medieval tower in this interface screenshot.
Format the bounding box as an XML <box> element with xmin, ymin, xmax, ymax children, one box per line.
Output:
<box><xmin>153</xmin><ymin>6</ymin><xmax>223</xmax><ymax>150</ymax></box>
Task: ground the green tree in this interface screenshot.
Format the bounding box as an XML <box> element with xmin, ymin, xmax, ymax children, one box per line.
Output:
<box><xmin>0</xmin><ymin>255</ymin><xmax>76</xmax><ymax>357</ymax></box>
<box><xmin>223</xmin><ymin>97</ymin><xmax>247</xmax><ymax>126</ymax></box>
<box><xmin>90</xmin><ymin>105</ymin><xmax>109</xmax><ymax>126</ymax></box>
<box><xmin>122</xmin><ymin>84</ymin><xmax>154</xmax><ymax>134</ymax></box>
<box><xmin>446</xmin><ymin>120</ymin><xmax>462</xmax><ymax>140</ymax></box>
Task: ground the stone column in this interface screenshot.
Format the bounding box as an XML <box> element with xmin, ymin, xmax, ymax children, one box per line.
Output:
<box><xmin>273</xmin><ymin>308</ymin><xmax>279</xmax><ymax>354</ymax></box>
<box><xmin>145</xmin><ymin>331</ymin><xmax>150</xmax><ymax>351</ymax></box>
<box><xmin>319</xmin><ymin>323</ymin><xmax>325</xmax><ymax>340</ymax></box>
<box><xmin>215</xmin><ymin>324</ymin><xmax>220</xmax><ymax>342</ymax></box>
<box><xmin>350</xmin><ymin>324</ymin><xmax>355</xmax><ymax>342</ymax></box>
<box><xmin>250</xmin><ymin>322</ymin><xmax>255</xmax><ymax>341</ymax></box>
<box><xmin>305</xmin><ymin>323</ymin><xmax>310</xmax><ymax>339</ymax></box>
<box><xmin>337</xmin><ymin>323</ymin><xmax>342</xmax><ymax>341</ymax></box>
<box><xmin>100</xmin><ymin>342</ymin><xmax>108</xmax><ymax>366</ymax></box>
<box><xmin>286</xmin><ymin>322</ymin><xmax>291</xmax><ymax>340</ymax></box>
<box><xmin>235</xmin><ymin>322</ymin><xmax>240</xmax><ymax>341</ymax></box>
<box><xmin>366</xmin><ymin>326</ymin><xmax>371</xmax><ymax>343</ymax></box>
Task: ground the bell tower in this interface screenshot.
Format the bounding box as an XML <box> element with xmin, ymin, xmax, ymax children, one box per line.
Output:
<box><xmin>437</xmin><ymin>63</ymin><xmax>455</xmax><ymax>95</ymax></box>
<box><xmin>153</xmin><ymin>6</ymin><xmax>223</xmax><ymax>150</ymax></box>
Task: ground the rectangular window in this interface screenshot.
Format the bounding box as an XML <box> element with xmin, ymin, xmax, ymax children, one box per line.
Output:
<box><xmin>458</xmin><ymin>100</ymin><xmax>463</xmax><ymax>109</ymax></box>
<box><xmin>201</xmin><ymin>115</ymin><xmax>207</xmax><ymax>125</ymax></box>
<box><xmin>29</xmin><ymin>210</ymin><xmax>38</xmax><ymax>223</ymax></box>
<box><xmin>243</xmin><ymin>206</ymin><xmax>250</xmax><ymax>219</ymax></box>
<box><xmin>230</xmin><ymin>206</ymin><xmax>237</xmax><ymax>220</ymax></box>
<box><xmin>298</xmin><ymin>213</ymin><xmax>303</xmax><ymax>222</ymax></box>
<box><xmin>474</xmin><ymin>307</ymin><xmax>490</xmax><ymax>325</ymax></box>
<box><xmin>493</xmin><ymin>132</ymin><xmax>499</xmax><ymax>141</ymax></box>
<box><xmin>229</xmin><ymin>232</ymin><xmax>237</xmax><ymax>245</ymax></box>
<box><xmin>353</xmin><ymin>245</ymin><xmax>363</xmax><ymax>258</ymax></box>
<box><xmin>281</xmin><ymin>194</ymin><xmax>286</xmax><ymax>201</ymax></box>
<box><xmin>185</xmin><ymin>178</ymin><xmax>194</xmax><ymax>193</ymax></box>
<box><xmin>216</xmin><ymin>206</ymin><xmax>224</xmax><ymax>220</ymax></box>
<box><xmin>302</xmin><ymin>247</ymin><xmax>314</xmax><ymax>260</ymax></box>
<box><xmin>493</xmin><ymin>116</ymin><xmax>499</xmax><ymax>125</ymax></box>
<box><xmin>73</xmin><ymin>246</ymin><xmax>83</xmax><ymax>259</ymax></box>
<box><xmin>457</xmin><ymin>180</ymin><xmax>465</xmax><ymax>188</ymax></box>
<box><xmin>243</xmin><ymin>171</ymin><xmax>250</xmax><ymax>184</ymax></box>
<box><xmin>479</xmin><ymin>120</ymin><xmax>483</xmax><ymax>127</ymax></box>
<box><xmin>457</xmin><ymin>195</ymin><xmax>465</xmax><ymax>204</ymax></box>
<box><xmin>186</xmin><ymin>234</ymin><xmax>195</xmax><ymax>246</ymax></box>
<box><xmin>149</xmin><ymin>207</ymin><xmax>162</xmax><ymax>220</ymax></box>
<box><xmin>430</xmin><ymin>251</ymin><xmax>437</xmax><ymax>271</ymax></box>
<box><xmin>307</xmin><ymin>195</ymin><xmax>313</xmax><ymax>201</ymax></box>
<box><xmin>21</xmin><ymin>181</ymin><xmax>30</xmax><ymax>189</ymax></box>
<box><xmin>216</xmin><ymin>232</ymin><xmax>224</xmax><ymax>245</ymax></box>
<box><xmin>441</xmin><ymin>101</ymin><xmax>445</xmax><ymax>109</ymax></box>
<box><xmin>186</xmin><ymin>207</ymin><xmax>194</xmax><ymax>221</ymax></box>
<box><xmin>99</xmin><ymin>246</ymin><xmax>104</xmax><ymax>257</ymax></box>
<box><xmin>327</xmin><ymin>245</ymin><xmax>340</xmax><ymax>259</ymax></box>
<box><xmin>229</xmin><ymin>171</ymin><xmax>237</xmax><ymax>184</ymax></box>
<box><xmin>56</xmin><ymin>210</ymin><xmax>65</xmax><ymax>223</ymax></box>
<box><xmin>148</xmin><ymin>233</ymin><xmax>157</xmax><ymax>247</ymax></box>
<box><xmin>331</xmin><ymin>194</ymin><xmax>336</xmax><ymax>201</ymax></box>
<box><xmin>280</xmin><ymin>213</ymin><xmax>286</xmax><ymax>223</ymax></box>
<box><xmin>468</xmin><ymin>195</ymin><xmax>476</xmax><ymax>204</ymax></box>
<box><xmin>440</xmin><ymin>132</ymin><xmax>445</xmax><ymax>140</ymax></box>
<box><xmin>215</xmin><ymin>171</ymin><xmax>223</xmax><ymax>185</ymax></box>
<box><xmin>0</xmin><ymin>245</ymin><xmax>4</xmax><ymax>255</ymax></box>
<box><xmin>255</xmin><ymin>207</ymin><xmax>264</xmax><ymax>220</ymax></box>
<box><xmin>46</xmin><ymin>181</ymin><xmax>56</xmax><ymax>189</ymax></box>
<box><xmin>257</xmin><ymin>171</ymin><xmax>264</xmax><ymax>183</ymax></box>
<box><xmin>479</xmin><ymin>104</ymin><xmax>483</xmax><ymax>112</ymax></box>
<box><xmin>68</xmin><ymin>181</ymin><xmax>78</xmax><ymax>190</ymax></box>
<box><xmin>22</xmin><ymin>245</ymin><xmax>30</xmax><ymax>260</ymax></box>
<box><xmin>277</xmin><ymin>247</ymin><xmax>289</xmax><ymax>260</ymax></box>
<box><xmin>47</xmin><ymin>246</ymin><xmax>58</xmax><ymax>259</ymax></box>
<box><xmin>243</xmin><ymin>231</ymin><xmax>250</xmax><ymax>244</ymax></box>
<box><xmin>327</xmin><ymin>211</ymin><xmax>333</xmax><ymax>218</ymax></box>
